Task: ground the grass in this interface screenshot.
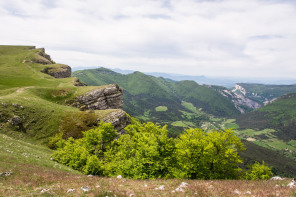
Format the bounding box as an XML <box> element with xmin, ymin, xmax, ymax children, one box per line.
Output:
<box><xmin>155</xmin><ymin>106</ymin><xmax>168</xmax><ymax>112</ymax></box>
<box><xmin>171</xmin><ymin>121</ymin><xmax>195</xmax><ymax>128</ymax></box>
<box><xmin>181</xmin><ymin>101</ymin><xmax>198</xmax><ymax>113</ymax></box>
<box><xmin>0</xmin><ymin>45</ymin><xmax>124</xmax><ymax>142</ymax></box>
<box><xmin>1</xmin><ymin>163</ymin><xmax>296</xmax><ymax>197</ymax></box>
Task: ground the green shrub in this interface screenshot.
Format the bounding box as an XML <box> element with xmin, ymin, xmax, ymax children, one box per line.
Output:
<box><xmin>174</xmin><ymin>128</ymin><xmax>245</xmax><ymax>179</ymax></box>
<box><xmin>83</xmin><ymin>155</ymin><xmax>104</xmax><ymax>175</ymax></box>
<box><xmin>245</xmin><ymin>161</ymin><xmax>273</xmax><ymax>180</ymax></box>
<box><xmin>52</xmin><ymin>121</ymin><xmax>249</xmax><ymax>179</ymax></box>
<box><xmin>51</xmin><ymin>122</ymin><xmax>116</xmax><ymax>174</ymax></box>
<box><xmin>104</xmin><ymin>121</ymin><xmax>176</xmax><ymax>179</ymax></box>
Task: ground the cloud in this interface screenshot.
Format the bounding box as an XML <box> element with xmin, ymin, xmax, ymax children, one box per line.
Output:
<box><xmin>0</xmin><ymin>0</ymin><xmax>296</xmax><ymax>78</ymax></box>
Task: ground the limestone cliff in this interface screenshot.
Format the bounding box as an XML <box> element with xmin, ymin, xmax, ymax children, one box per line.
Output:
<box><xmin>71</xmin><ymin>84</ymin><xmax>123</xmax><ymax>111</ymax></box>
<box><xmin>213</xmin><ymin>86</ymin><xmax>261</xmax><ymax>113</ymax></box>
<box><xmin>69</xmin><ymin>84</ymin><xmax>130</xmax><ymax>133</ymax></box>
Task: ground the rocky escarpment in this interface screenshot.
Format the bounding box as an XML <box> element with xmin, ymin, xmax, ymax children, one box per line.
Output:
<box><xmin>70</xmin><ymin>84</ymin><xmax>129</xmax><ymax>133</ymax></box>
<box><xmin>41</xmin><ymin>64</ymin><xmax>72</xmax><ymax>78</ymax></box>
<box><xmin>71</xmin><ymin>84</ymin><xmax>123</xmax><ymax>111</ymax></box>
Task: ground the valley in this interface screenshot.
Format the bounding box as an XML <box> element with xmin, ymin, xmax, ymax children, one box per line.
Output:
<box><xmin>73</xmin><ymin>67</ymin><xmax>296</xmax><ymax>172</ymax></box>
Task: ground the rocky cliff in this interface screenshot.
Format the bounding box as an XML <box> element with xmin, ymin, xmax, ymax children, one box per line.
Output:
<box><xmin>213</xmin><ymin>86</ymin><xmax>261</xmax><ymax>113</ymax></box>
<box><xmin>71</xmin><ymin>84</ymin><xmax>123</xmax><ymax>111</ymax></box>
<box><xmin>69</xmin><ymin>84</ymin><xmax>130</xmax><ymax>133</ymax></box>
<box><xmin>41</xmin><ymin>64</ymin><xmax>72</xmax><ymax>78</ymax></box>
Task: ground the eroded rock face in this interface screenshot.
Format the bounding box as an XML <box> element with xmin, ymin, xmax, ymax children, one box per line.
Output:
<box><xmin>41</xmin><ymin>64</ymin><xmax>72</xmax><ymax>78</ymax></box>
<box><xmin>102</xmin><ymin>110</ymin><xmax>131</xmax><ymax>134</ymax></box>
<box><xmin>215</xmin><ymin>88</ymin><xmax>261</xmax><ymax>113</ymax></box>
<box><xmin>72</xmin><ymin>84</ymin><xmax>123</xmax><ymax>110</ymax></box>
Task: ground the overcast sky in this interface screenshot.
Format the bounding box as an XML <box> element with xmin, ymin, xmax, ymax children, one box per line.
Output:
<box><xmin>1</xmin><ymin>0</ymin><xmax>296</xmax><ymax>78</ymax></box>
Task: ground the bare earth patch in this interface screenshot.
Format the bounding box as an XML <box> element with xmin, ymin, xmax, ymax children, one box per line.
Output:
<box><xmin>247</xmin><ymin>137</ymin><xmax>256</xmax><ymax>142</ymax></box>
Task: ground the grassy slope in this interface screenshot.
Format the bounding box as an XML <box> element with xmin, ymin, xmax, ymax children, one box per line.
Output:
<box><xmin>0</xmin><ymin>46</ymin><xmax>120</xmax><ymax>142</ymax></box>
<box><xmin>236</xmin><ymin>93</ymin><xmax>296</xmax><ymax>140</ymax></box>
<box><xmin>235</xmin><ymin>93</ymin><xmax>296</xmax><ymax>162</ymax></box>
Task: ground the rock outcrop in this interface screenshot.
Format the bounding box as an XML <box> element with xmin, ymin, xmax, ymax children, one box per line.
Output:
<box><xmin>30</xmin><ymin>48</ymin><xmax>53</xmax><ymax>65</ymax></box>
<box><xmin>102</xmin><ymin>110</ymin><xmax>131</xmax><ymax>134</ymax></box>
<box><xmin>71</xmin><ymin>84</ymin><xmax>123</xmax><ymax>111</ymax></box>
<box><xmin>41</xmin><ymin>64</ymin><xmax>72</xmax><ymax>78</ymax></box>
<box><xmin>38</xmin><ymin>48</ymin><xmax>52</xmax><ymax>62</ymax></box>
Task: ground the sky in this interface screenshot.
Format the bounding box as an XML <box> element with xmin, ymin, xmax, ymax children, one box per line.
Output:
<box><xmin>1</xmin><ymin>0</ymin><xmax>296</xmax><ymax>78</ymax></box>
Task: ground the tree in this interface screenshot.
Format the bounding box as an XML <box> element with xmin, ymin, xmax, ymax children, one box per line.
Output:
<box><xmin>51</xmin><ymin>122</ymin><xmax>117</xmax><ymax>174</ymax></box>
<box><xmin>104</xmin><ymin>121</ymin><xmax>176</xmax><ymax>179</ymax></box>
<box><xmin>245</xmin><ymin>161</ymin><xmax>273</xmax><ymax>180</ymax></box>
<box><xmin>174</xmin><ymin>128</ymin><xmax>245</xmax><ymax>179</ymax></box>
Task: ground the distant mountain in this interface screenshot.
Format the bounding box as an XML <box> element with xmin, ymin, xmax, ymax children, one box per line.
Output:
<box><xmin>72</xmin><ymin>67</ymin><xmax>296</xmax><ymax>87</ymax></box>
<box><xmin>110</xmin><ymin>68</ymin><xmax>296</xmax><ymax>87</ymax></box>
<box><xmin>73</xmin><ymin>68</ymin><xmax>240</xmax><ymax>135</ymax></box>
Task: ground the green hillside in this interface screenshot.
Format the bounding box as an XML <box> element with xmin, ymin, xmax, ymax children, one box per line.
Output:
<box><xmin>73</xmin><ymin>68</ymin><xmax>240</xmax><ymax>135</ymax></box>
<box><xmin>235</xmin><ymin>93</ymin><xmax>296</xmax><ymax>160</ymax></box>
<box><xmin>0</xmin><ymin>46</ymin><xmax>123</xmax><ymax>142</ymax></box>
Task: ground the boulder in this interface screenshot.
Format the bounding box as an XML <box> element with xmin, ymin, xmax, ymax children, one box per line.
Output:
<box><xmin>10</xmin><ymin>116</ymin><xmax>22</xmax><ymax>126</ymax></box>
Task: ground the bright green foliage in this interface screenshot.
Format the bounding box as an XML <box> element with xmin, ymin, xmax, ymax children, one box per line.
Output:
<box><xmin>51</xmin><ymin>137</ymin><xmax>89</xmax><ymax>171</ymax></box>
<box><xmin>245</xmin><ymin>161</ymin><xmax>273</xmax><ymax>180</ymax></box>
<box><xmin>83</xmin><ymin>122</ymin><xmax>118</xmax><ymax>157</ymax></box>
<box><xmin>104</xmin><ymin>122</ymin><xmax>176</xmax><ymax>179</ymax></box>
<box><xmin>52</xmin><ymin>121</ymin><xmax>248</xmax><ymax>179</ymax></box>
<box><xmin>174</xmin><ymin>128</ymin><xmax>245</xmax><ymax>179</ymax></box>
<box><xmin>47</xmin><ymin>132</ymin><xmax>65</xmax><ymax>149</ymax></box>
<box><xmin>51</xmin><ymin>122</ymin><xmax>116</xmax><ymax>174</ymax></box>
<box><xmin>83</xmin><ymin>155</ymin><xmax>104</xmax><ymax>175</ymax></box>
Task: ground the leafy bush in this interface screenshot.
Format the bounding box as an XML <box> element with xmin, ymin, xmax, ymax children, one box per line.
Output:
<box><xmin>51</xmin><ymin>122</ymin><xmax>116</xmax><ymax>172</ymax></box>
<box><xmin>104</xmin><ymin>121</ymin><xmax>176</xmax><ymax>179</ymax></box>
<box><xmin>52</xmin><ymin>121</ymin><xmax>250</xmax><ymax>179</ymax></box>
<box><xmin>174</xmin><ymin>128</ymin><xmax>245</xmax><ymax>179</ymax></box>
<box><xmin>245</xmin><ymin>161</ymin><xmax>273</xmax><ymax>180</ymax></box>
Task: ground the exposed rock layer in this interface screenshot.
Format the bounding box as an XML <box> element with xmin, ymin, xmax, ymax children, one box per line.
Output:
<box><xmin>72</xmin><ymin>84</ymin><xmax>123</xmax><ymax>111</ymax></box>
<box><xmin>214</xmin><ymin>87</ymin><xmax>261</xmax><ymax>113</ymax></box>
